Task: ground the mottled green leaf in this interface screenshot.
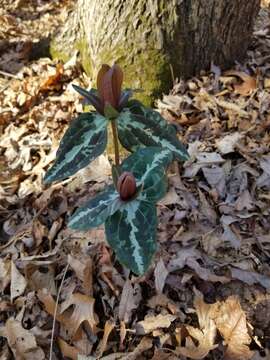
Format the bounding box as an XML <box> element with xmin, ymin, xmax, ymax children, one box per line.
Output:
<box><xmin>105</xmin><ymin>200</ymin><xmax>157</xmax><ymax>275</ymax></box>
<box><xmin>120</xmin><ymin>147</ymin><xmax>171</xmax><ymax>202</ymax></box>
<box><xmin>69</xmin><ymin>187</ymin><xmax>121</xmax><ymax>230</ymax></box>
<box><xmin>44</xmin><ymin>113</ymin><xmax>108</xmax><ymax>183</ymax></box>
<box><xmin>138</xmin><ymin>169</ymin><xmax>168</xmax><ymax>203</ymax></box>
<box><xmin>118</xmin><ymin>106</ymin><xmax>189</xmax><ymax>161</ymax></box>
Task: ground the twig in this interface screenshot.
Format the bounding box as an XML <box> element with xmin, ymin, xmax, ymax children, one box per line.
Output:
<box><xmin>49</xmin><ymin>263</ymin><xmax>69</xmax><ymax>360</ymax></box>
<box><xmin>0</xmin><ymin>70</ymin><xmax>21</xmax><ymax>80</ymax></box>
<box><xmin>169</xmin><ymin>63</ymin><xmax>175</xmax><ymax>84</ymax></box>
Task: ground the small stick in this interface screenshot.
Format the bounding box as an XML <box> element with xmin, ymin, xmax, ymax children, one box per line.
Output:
<box><xmin>0</xmin><ymin>70</ymin><xmax>21</xmax><ymax>80</ymax></box>
<box><xmin>49</xmin><ymin>263</ymin><xmax>69</xmax><ymax>360</ymax></box>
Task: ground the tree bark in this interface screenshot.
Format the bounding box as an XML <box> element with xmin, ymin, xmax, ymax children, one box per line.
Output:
<box><xmin>51</xmin><ymin>0</ymin><xmax>260</xmax><ymax>104</ymax></box>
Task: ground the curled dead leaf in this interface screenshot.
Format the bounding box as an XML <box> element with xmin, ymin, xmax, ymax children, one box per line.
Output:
<box><xmin>135</xmin><ymin>314</ymin><xmax>177</xmax><ymax>335</ymax></box>
<box><xmin>60</xmin><ymin>293</ymin><xmax>99</xmax><ymax>336</ymax></box>
<box><xmin>224</xmin><ymin>70</ymin><xmax>257</xmax><ymax>96</ymax></box>
<box><xmin>212</xmin><ymin>296</ymin><xmax>253</xmax><ymax>360</ymax></box>
<box><xmin>4</xmin><ymin>318</ymin><xmax>45</xmax><ymax>360</ymax></box>
<box><xmin>176</xmin><ymin>291</ymin><xmax>218</xmax><ymax>359</ymax></box>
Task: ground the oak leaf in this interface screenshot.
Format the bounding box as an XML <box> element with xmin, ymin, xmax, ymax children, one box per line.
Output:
<box><xmin>176</xmin><ymin>292</ymin><xmax>218</xmax><ymax>359</ymax></box>
<box><xmin>212</xmin><ymin>296</ymin><xmax>253</xmax><ymax>360</ymax></box>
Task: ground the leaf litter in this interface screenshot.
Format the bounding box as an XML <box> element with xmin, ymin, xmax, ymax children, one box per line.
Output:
<box><xmin>0</xmin><ymin>1</ymin><xmax>270</xmax><ymax>359</ymax></box>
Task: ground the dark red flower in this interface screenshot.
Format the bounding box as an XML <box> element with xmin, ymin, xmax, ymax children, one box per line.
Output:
<box><xmin>97</xmin><ymin>64</ymin><xmax>123</xmax><ymax>110</ymax></box>
<box><xmin>117</xmin><ymin>172</ymin><xmax>137</xmax><ymax>201</ymax></box>
<box><xmin>72</xmin><ymin>64</ymin><xmax>132</xmax><ymax>117</ymax></box>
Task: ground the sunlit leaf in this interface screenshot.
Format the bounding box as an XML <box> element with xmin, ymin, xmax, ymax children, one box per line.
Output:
<box><xmin>44</xmin><ymin>112</ymin><xmax>107</xmax><ymax>183</ymax></box>
<box><xmin>118</xmin><ymin>105</ymin><xmax>189</xmax><ymax>161</ymax></box>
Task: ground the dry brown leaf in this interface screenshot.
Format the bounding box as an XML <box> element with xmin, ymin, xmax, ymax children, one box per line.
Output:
<box><xmin>58</xmin><ymin>338</ymin><xmax>80</xmax><ymax>360</ymax></box>
<box><xmin>215</xmin><ymin>98</ymin><xmax>249</xmax><ymax>117</ymax></box>
<box><xmin>212</xmin><ymin>296</ymin><xmax>253</xmax><ymax>359</ymax></box>
<box><xmin>95</xmin><ymin>319</ymin><xmax>115</xmax><ymax>358</ymax></box>
<box><xmin>216</xmin><ymin>132</ymin><xmax>243</xmax><ymax>154</ymax></box>
<box><xmin>26</xmin><ymin>265</ymin><xmax>56</xmax><ymax>294</ymax></box>
<box><xmin>159</xmin><ymin>187</ymin><xmax>180</xmax><ymax>205</ymax></box>
<box><xmin>10</xmin><ymin>261</ymin><xmax>27</xmax><ymax>302</ymax></box>
<box><xmin>118</xmin><ymin>279</ymin><xmax>141</xmax><ymax>323</ymax></box>
<box><xmin>176</xmin><ymin>291</ymin><xmax>218</xmax><ymax>359</ymax></box>
<box><xmin>61</xmin><ymin>292</ymin><xmax>99</xmax><ymax>336</ymax></box>
<box><xmin>151</xmin><ymin>349</ymin><xmax>179</xmax><ymax>360</ymax></box>
<box><xmin>230</xmin><ymin>267</ymin><xmax>270</xmax><ymax>289</ymax></box>
<box><xmin>4</xmin><ymin>318</ymin><xmax>45</xmax><ymax>360</ymax></box>
<box><xmin>154</xmin><ymin>258</ymin><xmax>169</xmax><ymax>294</ymax></box>
<box><xmin>0</xmin><ymin>257</ymin><xmax>11</xmax><ymax>291</ymax></box>
<box><xmin>168</xmin><ymin>248</ymin><xmax>230</xmax><ymax>283</ymax></box>
<box><xmin>37</xmin><ymin>289</ymin><xmax>70</xmax><ymax>327</ymax></box>
<box><xmin>225</xmin><ymin>70</ymin><xmax>257</xmax><ymax>96</ymax></box>
<box><xmin>68</xmin><ymin>254</ymin><xmax>93</xmax><ymax>296</ymax></box>
<box><xmin>120</xmin><ymin>336</ymin><xmax>153</xmax><ymax>360</ymax></box>
<box><xmin>135</xmin><ymin>314</ymin><xmax>177</xmax><ymax>335</ymax></box>
<box><xmin>40</xmin><ymin>63</ymin><xmax>64</xmax><ymax>92</ymax></box>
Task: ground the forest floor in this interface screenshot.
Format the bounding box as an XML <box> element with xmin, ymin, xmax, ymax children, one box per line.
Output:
<box><xmin>1</xmin><ymin>1</ymin><xmax>270</xmax><ymax>359</ymax></box>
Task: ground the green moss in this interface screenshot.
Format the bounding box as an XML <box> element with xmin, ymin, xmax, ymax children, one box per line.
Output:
<box><xmin>75</xmin><ymin>38</ymin><xmax>93</xmax><ymax>76</ymax></box>
<box><xmin>51</xmin><ymin>34</ymin><xmax>172</xmax><ymax>106</ymax></box>
<box><xmin>96</xmin><ymin>47</ymin><xmax>172</xmax><ymax>106</ymax></box>
<box><xmin>50</xmin><ymin>39</ymin><xmax>70</xmax><ymax>63</ymax></box>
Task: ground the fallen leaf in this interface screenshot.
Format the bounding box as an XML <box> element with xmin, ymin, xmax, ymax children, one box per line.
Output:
<box><xmin>225</xmin><ymin>70</ymin><xmax>257</xmax><ymax>96</ymax></box>
<box><xmin>61</xmin><ymin>293</ymin><xmax>99</xmax><ymax>336</ymax></box>
<box><xmin>0</xmin><ymin>257</ymin><xmax>11</xmax><ymax>291</ymax></box>
<box><xmin>212</xmin><ymin>296</ymin><xmax>253</xmax><ymax>359</ymax></box>
<box><xmin>216</xmin><ymin>132</ymin><xmax>243</xmax><ymax>154</ymax></box>
<box><xmin>176</xmin><ymin>291</ymin><xmax>218</xmax><ymax>359</ymax></box>
<box><xmin>118</xmin><ymin>280</ymin><xmax>141</xmax><ymax>324</ymax></box>
<box><xmin>68</xmin><ymin>254</ymin><xmax>93</xmax><ymax>296</ymax></box>
<box><xmin>58</xmin><ymin>338</ymin><xmax>80</xmax><ymax>360</ymax></box>
<box><xmin>202</xmin><ymin>166</ymin><xmax>226</xmax><ymax>198</ymax></box>
<box><xmin>11</xmin><ymin>261</ymin><xmax>27</xmax><ymax>302</ymax></box>
<box><xmin>159</xmin><ymin>187</ymin><xmax>180</xmax><ymax>205</ymax></box>
<box><xmin>95</xmin><ymin>320</ymin><xmax>115</xmax><ymax>358</ymax></box>
<box><xmin>154</xmin><ymin>258</ymin><xmax>169</xmax><ymax>294</ymax></box>
<box><xmin>4</xmin><ymin>318</ymin><xmax>45</xmax><ymax>360</ymax></box>
<box><xmin>135</xmin><ymin>314</ymin><xmax>177</xmax><ymax>335</ymax></box>
<box><xmin>168</xmin><ymin>248</ymin><xmax>230</xmax><ymax>283</ymax></box>
<box><xmin>230</xmin><ymin>267</ymin><xmax>270</xmax><ymax>289</ymax></box>
<box><xmin>121</xmin><ymin>336</ymin><xmax>153</xmax><ymax>360</ymax></box>
<box><xmin>40</xmin><ymin>63</ymin><xmax>64</xmax><ymax>92</ymax></box>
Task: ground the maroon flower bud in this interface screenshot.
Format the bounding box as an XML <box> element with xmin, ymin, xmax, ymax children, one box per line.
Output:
<box><xmin>117</xmin><ymin>172</ymin><xmax>137</xmax><ymax>201</ymax></box>
<box><xmin>97</xmin><ymin>64</ymin><xmax>123</xmax><ymax>112</ymax></box>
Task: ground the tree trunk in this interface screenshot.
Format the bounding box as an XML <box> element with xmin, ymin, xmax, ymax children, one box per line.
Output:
<box><xmin>51</xmin><ymin>0</ymin><xmax>260</xmax><ymax>104</ymax></box>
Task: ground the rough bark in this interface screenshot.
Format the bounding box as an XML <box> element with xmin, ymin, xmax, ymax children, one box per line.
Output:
<box><xmin>51</xmin><ymin>0</ymin><xmax>260</xmax><ymax>104</ymax></box>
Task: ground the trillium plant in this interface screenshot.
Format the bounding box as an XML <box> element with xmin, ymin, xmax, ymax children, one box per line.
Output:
<box><xmin>44</xmin><ymin>64</ymin><xmax>189</xmax><ymax>275</ymax></box>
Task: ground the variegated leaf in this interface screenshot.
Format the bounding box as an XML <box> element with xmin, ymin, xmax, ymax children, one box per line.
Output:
<box><xmin>121</xmin><ymin>147</ymin><xmax>172</xmax><ymax>202</ymax></box>
<box><xmin>44</xmin><ymin>113</ymin><xmax>108</xmax><ymax>183</ymax></box>
<box><xmin>105</xmin><ymin>200</ymin><xmax>157</xmax><ymax>275</ymax></box>
<box><xmin>137</xmin><ymin>169</ymin><xmax>168</xmax><ymax>203</ymax></box>
<box><xmin>118</xmin><ymin>106</ymin><xmax>189</xmax><ymax>161</ymax></box>
<box><xmin>69</xmin><ymin>187</ymin><xmax>121</xmax><ymax>230</ymax></box>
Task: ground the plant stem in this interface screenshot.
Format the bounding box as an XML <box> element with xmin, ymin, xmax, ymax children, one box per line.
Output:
<box><xmin>111</xmin><ymin>119</ymin><xmax>120</xmax><ymax>166</ymax></box>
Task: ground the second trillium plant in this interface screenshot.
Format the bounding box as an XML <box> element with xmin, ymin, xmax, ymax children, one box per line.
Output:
<box><xmin>44</xmin><ymin>64</ymin><xmax>189</xmax><ymax>275</ymax></box>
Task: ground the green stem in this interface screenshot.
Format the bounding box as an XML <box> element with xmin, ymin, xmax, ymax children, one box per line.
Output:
<box><xmin>111</xmin><ymin>120</ymin><xmax>120</xmax><ymax>166</ymax></box>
